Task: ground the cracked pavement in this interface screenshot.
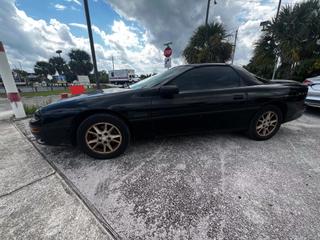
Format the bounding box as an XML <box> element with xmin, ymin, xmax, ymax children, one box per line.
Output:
<box><xmin>0</xmin><ymin>121</ymin><xmax>113</xmax><ymax>240</ymax></box>
<box><xmin>16</xmin><ymin>108</ymin><xmax>320</xmax><ymax>239</ymax></box>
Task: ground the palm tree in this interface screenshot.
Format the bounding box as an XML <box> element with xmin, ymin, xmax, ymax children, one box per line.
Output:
<box><xmin>245</xmin><ymin>34</ymin><xmax>276</xmax><ymax>79</ymax></box>
<box><xmin>183</xmin><ymin>22</ymin><xmax>233</xmax><ymax>64</ymax></box>
<box><xmin>248</xmin><ymin>0</ymin><xmax>320</xmax><ymax>81</ymax></box>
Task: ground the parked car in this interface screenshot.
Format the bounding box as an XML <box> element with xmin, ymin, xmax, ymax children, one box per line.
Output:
<box><xmin>30</xmin><ymin>64</ymin><xmax>308</xmax><ymax>159</ymax></box>
<box><xmin>303</xmin><ymin>75</ymin><xmax>320</xmax><ymax>108</ymax></box>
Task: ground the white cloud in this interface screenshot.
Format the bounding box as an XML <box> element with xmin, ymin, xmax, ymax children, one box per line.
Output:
<box><xmin>0</xmin><ymin>0</ymin><xmax>302</xmax><ymax>76</ymax></box>
<box><xmin>69</xmin><ymin>20</ymin><xmax>164</xmax><ymax>73</ymax></box>
<box><xmin>0</xmin><ymin>0</ymin><xmax>166</xmax><ymax>75</ymax></box>
<box><xmin>105</xmin><ymin>0</ymin><xmax>296</xmax><ymax>66</ymax></box>
<box><xmin>54</xmin><ymin>4</ymin><xmax>67</xmax><ymax>11</ymax></box>
<box><xmin>65</xmin><ymin>0</ymin><xmax>81</xmax><ymax>6</ymax></box>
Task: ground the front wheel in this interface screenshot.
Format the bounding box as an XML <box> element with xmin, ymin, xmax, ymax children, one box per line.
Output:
<box><xmin>247</xmin><ymin>106</ymin><xmax>282</xmax><ymax>140</ymax></box>
<box><xmin>77</xmin><ymin>114</ymin><xmax>130</xmax><ymax>159</ymax></box>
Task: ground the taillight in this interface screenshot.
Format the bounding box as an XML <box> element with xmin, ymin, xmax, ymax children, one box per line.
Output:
<box><xmin>303</xmin><ymin>79</ymin><xmax>313</xmax><ymax>86</ymax></box>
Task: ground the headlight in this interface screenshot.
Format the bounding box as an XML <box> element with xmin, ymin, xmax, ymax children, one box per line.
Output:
<box><xmin>34</xmin><ymin>109</ymin><xmax>41</xmax><ymax>120</ymax></box>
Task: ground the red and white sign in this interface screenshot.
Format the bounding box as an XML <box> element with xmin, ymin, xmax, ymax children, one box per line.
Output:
<box><xmin>164</xmin><ymin>47</ymin><xmax>172</xmax><ymax>58</ymax></box>
<box><xmin>0</xmin><ymin>41</ymin><xmax>26</xmax><ymax>118</ymax></box>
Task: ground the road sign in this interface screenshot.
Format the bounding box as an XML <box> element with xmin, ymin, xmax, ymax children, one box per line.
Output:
<box><xmin>164</xmin><ymin>47</ymin><xmax>172</xmax><ymax>58</ymax></box>
<box><xmin>164</xmin><ymin>57</ymin><xmax>171</xmax><ymax>68</ymax></box>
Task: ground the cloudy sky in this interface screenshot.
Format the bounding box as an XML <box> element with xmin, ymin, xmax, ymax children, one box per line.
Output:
<box><xmin>0</xmin><ymin>0</ymin><xmax>300</xmax><ymax>74</ymax></box>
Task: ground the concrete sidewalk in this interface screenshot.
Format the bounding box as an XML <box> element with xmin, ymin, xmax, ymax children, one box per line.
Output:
<box><xmin>0</xmin><ymin>121</ymin><xmax>113</xmax><ymax>240</ymax></box>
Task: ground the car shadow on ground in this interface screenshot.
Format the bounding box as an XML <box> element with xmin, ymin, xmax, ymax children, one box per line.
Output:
<box><xmin>305</xmin><ymin>106</ymin><xmax>320</xmax><ymax>117</ymax></box>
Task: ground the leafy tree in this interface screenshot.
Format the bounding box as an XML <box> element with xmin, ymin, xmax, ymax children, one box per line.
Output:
<box><xmin>34</xmin><ymin>61</ymin><xmax>55</xmax><ymax>79</ymax></box>
<box><xmin>49</xmin><ymin>56</ymin><xmax>66</xmax><ymax>75</ymax></box>
<box><xmin>13</xmin><ymin>69</ymin><xmax>28</xmax><ymax>79</ymax></box>
<box><xmin>61</xmin><ymin>64</ymin><xmax>77</xmax><ymax>83</ymax></box>
<box><xmin>183</xmin><ymin>22</ymin><xmax>233</xmax><ymax>63</ymax></box>
<box><xmin>68</xmin><ymin>49</ymin><xmax>93</xmax><ymax>75</ymax></box>
<box><xmin>139</xmin><ymin>74</ymin><xmax>153</xmax><ymax>80</ymax></box>
<box><xmin>89</xmin><ymin>70</ymin><xmax>109</xmax><ymax>83</ymax></box>
<box><xmin>12</xmin><ymin>69</ymin><xmax>29</xmax><ymax>85</ymax></box>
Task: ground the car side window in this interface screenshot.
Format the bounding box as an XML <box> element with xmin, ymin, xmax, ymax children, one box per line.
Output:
<box><xmin>167</xmin><ymin>66</ymin><xmax>241</xmax><ymax>92</ymax></box>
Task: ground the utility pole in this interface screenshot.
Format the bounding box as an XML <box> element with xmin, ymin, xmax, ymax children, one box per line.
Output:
<box><xmin>271</xmin><ymin>0</ymin><xmax>282</xmax><ymax>80</ymax></box>
<box><xmin>111</xmin><ymin>55</ymin><xmax>114</xmax><ymax>72</ymax></box>
<box><xmin>205</xmin><ymin>0</ymin><xmax>217</xmax><ymax>26</ymax></box>
<box><xmin>205</xmin><ymin>0</ymin><xmax>211</xmax><ymax>26</ymax></box>
<box><xmin>83</xmin><ymin>0</ymin><xmax>100</xmax><ymax>89</ymax></box>
<box><xmin>231</xmin><ymin>28</ymin><xmax>238</xmax><ymax>64</ymax></box>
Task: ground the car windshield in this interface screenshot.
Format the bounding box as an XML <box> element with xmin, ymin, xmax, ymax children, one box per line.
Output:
<box><xmin>130</xmin><ymin>66</ymin><xmax>192</xmax><ymax>89</ymax></box>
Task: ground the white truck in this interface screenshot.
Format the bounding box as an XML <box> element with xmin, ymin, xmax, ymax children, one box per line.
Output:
<box><xmin>108</xmin><ymin>69</ymin><xmax>139</xmax><ymax>85</ymax></box>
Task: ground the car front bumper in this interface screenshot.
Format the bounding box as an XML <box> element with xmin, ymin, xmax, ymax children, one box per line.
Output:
<box><xmin>29</xmin><ymin>117</ymin><xmax>44</xmax><ymax>140</ymax></box>
<box><xmin>305</xmin><ymin>98</ymin><xmax>320</xmax><ymax>108</ymax></box>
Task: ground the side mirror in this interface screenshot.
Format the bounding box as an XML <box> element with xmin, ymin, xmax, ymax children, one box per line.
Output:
<box><xmin>159</xmin><ymin>85</ymin><xmax>179</xmax><ymax>98</ymax></box>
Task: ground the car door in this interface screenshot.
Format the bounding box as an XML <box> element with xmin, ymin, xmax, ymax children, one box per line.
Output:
<box><xmin>151</xmin><ymin>65</ymin><xmax>250</xmax><ymax>135</ymax></box>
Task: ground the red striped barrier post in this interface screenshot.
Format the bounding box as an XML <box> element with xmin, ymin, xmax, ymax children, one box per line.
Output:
<box><xmin>0</xmin><ymin>41</ymin><xmax>26</xmax><ymax>118</ymax></box>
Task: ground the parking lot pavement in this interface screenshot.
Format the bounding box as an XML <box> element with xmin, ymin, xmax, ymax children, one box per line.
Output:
<box><xmin>0</xmin><ymin>121</ymin><xmax>113</xmax><ymax>240</ymax></box>
<box><xmin>16</xmin><ymin>109</ymin><xmax>320</xmax><ymax>239</ymax></box>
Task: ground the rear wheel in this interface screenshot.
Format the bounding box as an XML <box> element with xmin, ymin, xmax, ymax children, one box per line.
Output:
<box><xmin>77</xmin><ymin>114</ymin><xmax>130</xmax><ymax>159</ymax></box>
<box><xmin>248</xmin><ymin>106</ymin><xmax>282</xmax><ymax>140</ymax></box>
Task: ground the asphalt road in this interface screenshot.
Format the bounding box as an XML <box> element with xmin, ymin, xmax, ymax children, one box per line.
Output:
<box><xmin>17</xmin><ymin>109</ymin><xmax>320</xmax><ymax>239</ymax></box>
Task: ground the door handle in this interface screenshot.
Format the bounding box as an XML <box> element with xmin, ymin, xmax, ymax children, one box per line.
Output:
<box><xmin>233</xmin><ymin>94</ymin><xmax>244</xmax><ymax>100</ymax></box>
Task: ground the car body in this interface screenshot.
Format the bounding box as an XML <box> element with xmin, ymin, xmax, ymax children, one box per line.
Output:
<box><xmin>30</xmin><ymin>64</ymin><xmax>308</xmax><ymax>159</ymax></box>
<box><xmin>303</xmin><ymin>75</ymin><xmax>320</xmax><ymax>108</ymax></box>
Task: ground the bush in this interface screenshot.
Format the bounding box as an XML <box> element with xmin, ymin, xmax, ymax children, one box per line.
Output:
<box><xmin>23</xmin><ymin>104</ymin><xmax>39</xmax><ymax>115</ymax></box>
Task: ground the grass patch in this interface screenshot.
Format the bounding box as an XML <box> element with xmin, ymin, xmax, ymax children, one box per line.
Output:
<box><xmin>0</xmin><ymin>88</ymin><xmax>105</xmax><ymax>98</ymax></box>
<box><xmin>0</xmin><ymin>89</ymin><xmax>68</xmax><ymax>98</ymax></box>
<box><xmin>23</xmin><ymin>104</ymin><xmax>39</xmax><ymax>115</ymax></box>
<box><xmin>20</xmin><ymin>89</ymin><xmax>68</xmax><ymax>98</ymax></box>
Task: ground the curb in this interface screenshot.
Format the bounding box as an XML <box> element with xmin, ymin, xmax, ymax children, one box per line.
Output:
<box><xmin>13</xmin><ymin>120</ymin><xmax>122</xmax><ymax>240</ymax></box>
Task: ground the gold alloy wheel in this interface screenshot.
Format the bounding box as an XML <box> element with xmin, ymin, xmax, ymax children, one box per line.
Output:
<box><xmin>85</xmin><ymin>122</ymin><xmax>122</xmax><ymax>154</ymax></box>
<box><xmin>256</xmin><ymin>111</ymin><xmax>278</xmax><ymax>137</ymax></box>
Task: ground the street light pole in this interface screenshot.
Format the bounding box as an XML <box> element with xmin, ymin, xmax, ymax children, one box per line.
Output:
<box><xmin>205</xmin><ymin>0</ymin><xmax>211</xmax><ymax>26</ymax></box>
<box><xmin>111</xmin><ymin>55</ymin><xmax>114</xmax><ymax>72</ymax></box>
<box><xmin>205</xmin><ymin>0</ymin><xmax>217</xmax><ymax>26</ymax></box>
<box><xmin>231</xmin><ymin>28</ymin><xmax>238</xmax><ymax>64</ymax></box>
<box><xmin>83</xmin><ymin>0</ymin><xmax>100</xmax><ymax>89</ymax></box>
<box><xmin>271</xmin><ymin>0</ymin><xmax>282</xmax><ymax>80</ymax></box>
<box><xmin>56</xmin><ymin>50</ymin><xmax>62</xmax><ymax>58</ymax></box>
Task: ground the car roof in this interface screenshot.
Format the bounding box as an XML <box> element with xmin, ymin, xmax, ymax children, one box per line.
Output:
<box><xmin>179</xmin><ymin>63</ymin><xmax>230</xmax><ymax>68</ymax></box>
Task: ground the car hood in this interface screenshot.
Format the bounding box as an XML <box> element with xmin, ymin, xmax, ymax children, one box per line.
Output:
<box><xmin>58</xmin><ymin>87</ymin><xmax>131</xmax><ymax>102</ymax></box>
<box><xmin>102</xmin><ymin>87</ymin><xmax>131</xmax><ymax>94</ymax></box>
<box><xmin>39</xmin><ymin>87</ymin><xmax>133</xmax><ymax>113</ymax></box>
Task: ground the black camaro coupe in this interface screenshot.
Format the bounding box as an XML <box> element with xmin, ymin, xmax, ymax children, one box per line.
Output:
<box><xmin>30</xmin><ymin>64</ymin><xmax>308</xmax><ymax>159</ymax></box>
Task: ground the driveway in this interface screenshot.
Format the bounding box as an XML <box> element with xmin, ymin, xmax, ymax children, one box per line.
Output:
<box><xmin>16</xmin><ymin>109</ymin><xmax>320</xmax><ymax>239</ymax></box>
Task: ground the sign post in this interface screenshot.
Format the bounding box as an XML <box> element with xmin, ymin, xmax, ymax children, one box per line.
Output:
<box><xmin>163</xmin><ymin>42</ymin><xmax>173</xmax><ymax>69</ymax></box>
<box><xmin>0</xmin><ymin>41</ymin><xmax>26</xmax><ymax>119</ymax></box>
<box><xmin>164</xmin><ymin>57</ymin><xmax>171</xmax><ymax>68</ymax></box>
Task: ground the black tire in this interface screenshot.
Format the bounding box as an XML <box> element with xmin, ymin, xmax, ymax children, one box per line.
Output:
<box><xmin>247</xmin><ymin>106</ymin><xmax>282</xmax><ymax>141</ymax></box>
<box><xmin>77</xmin><ymin>113</ymin><xmax>130</xmax><ymax>159</ymax></box>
